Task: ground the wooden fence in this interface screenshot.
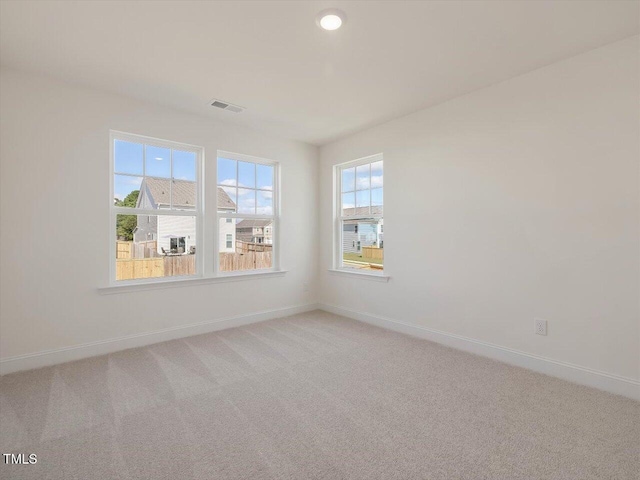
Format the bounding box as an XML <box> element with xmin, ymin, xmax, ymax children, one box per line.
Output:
<box><xmin>362</xmin><ymin>246</ymin><xmax>383</xmax><ymax>260</ymax></box>
<box><xmin>116</xmin><ymin>251</ymin><xmax>271</xmax><ymax>280</ymax></box>
<box><xmin>219</xmin><ymin>252</ymin><xmax>272</xmax><ymax>272</ymax></box>
<box><xmin>116</xmin><ymin>257</ymin><xmax>165</xmax><ymax>280</ymax></box>
<box><xmin>116</xmin><ymin>254</ymin><xmax>195</xmax><ymax>280</ymax></box>
<box><xmin>116</xmin><ymin>241</ymin><xmax>132</xmax><ymax>259</ymax></box>
<box><xmin>164</xmin><ymin>255</ymin><xmax>196</xmax><ymax>277</ymax></box>
<box><xmin>235</xmin><ymin>241</ymin><xmax>273</xmax><ymax>254</ymax></box>
<box><xmin>116</xmin><ymin>241</ymin><xmax>158</xmax><ymax>259</ymax></box>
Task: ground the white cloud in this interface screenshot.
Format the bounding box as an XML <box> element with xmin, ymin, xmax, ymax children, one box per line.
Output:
<box><xmin>354</xmin><ymin>175</ymin><xmax>382</xmax><ymax>189</ymax></box>
<box><xmin>371</xmin><ymin>175</ymin><xmax>383</xmax><ymax>188</ymax></box>
<box><xmin>356</xmin><ymin>177</ymin><xmax>370</xmax><ymax>189</ymax></box>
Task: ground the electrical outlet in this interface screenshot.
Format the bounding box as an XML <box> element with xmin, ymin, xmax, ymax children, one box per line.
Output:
<box><xmin>535</xmin><ymin>318</ymin><xmax>547</xmax><ymax>336</ymax></box>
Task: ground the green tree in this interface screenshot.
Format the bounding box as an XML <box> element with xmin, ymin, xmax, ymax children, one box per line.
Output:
<box><xmin>115</xmin><ymin>190</ymin><xmax>139</xmax><ymax>240</ymax></box>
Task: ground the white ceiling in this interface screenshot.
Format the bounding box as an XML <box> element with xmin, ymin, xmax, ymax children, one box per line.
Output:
<box><xmin>1</xmin><ymin>1</ymin><xmax>638</xmax><ymax>146</ymax></box>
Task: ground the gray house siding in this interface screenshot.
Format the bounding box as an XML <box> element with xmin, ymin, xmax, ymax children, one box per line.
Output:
<box><xmin>343</xmin><ymin>224</ymin><xmax>360</xmax><ymax>254</ymax></box>
<box><xmin>133</xmin><ymin>186</ymin><xmax>158</xmax><ymax>243</ymax></box>
<box><xmin>342</xmin><ymin>221</ymin><xmax>382</xmax><ymax>254</ymax></box>
<box><xmin>134</xmin><ymin>214</ymin><xmax>157</xmax><ymax>243</ymax></box>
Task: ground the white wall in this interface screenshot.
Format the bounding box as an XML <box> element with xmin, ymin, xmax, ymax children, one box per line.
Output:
<box><xmin>0</xmin><ymin>69</ymin><xmax>319</xmax><ymax>363</ymax></box>
<box><xmin>319</xmin><ymin>37</ymin><xmax>640</xmax><ymax>383</ymax></box>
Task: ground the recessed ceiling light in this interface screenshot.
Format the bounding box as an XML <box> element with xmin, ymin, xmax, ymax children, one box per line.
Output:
<box><xmin>316</xmin><ymin>9</ymin><xmax>346</xmax><ymax>31</ymax></box>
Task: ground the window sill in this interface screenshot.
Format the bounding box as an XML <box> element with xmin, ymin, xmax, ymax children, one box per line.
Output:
<box><xmin>327</xmin><ymin>268</ymin><xmax>390</xmax><ymax>282</ymax></box>
<box><xmin>98</xmin><ymin>270</ymin><xmax>287</xmax><ymax>295</ymax></box>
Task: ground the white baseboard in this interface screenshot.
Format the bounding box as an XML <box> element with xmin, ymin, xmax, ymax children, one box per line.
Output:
<box><xmin>0</xmin><ymin>303</ymin><xmax>319</xmax><ymax>376</ymax></box>
<box><xmin>319</xmin><ymin>303</ymin><xmax>640</xmax><ymax>401</ymax></box>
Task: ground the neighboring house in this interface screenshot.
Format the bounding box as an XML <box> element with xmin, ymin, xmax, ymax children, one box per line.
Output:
<box><xmin>133</xmin><ymin>178</ymin><xmax>236</xmax><ymax>254</ymax></box>
<box><xmin>236</xmin><ymin>219</ymin><xmax>273</xmax><ymax>245</ymax></box>
<box><xmin>217</xmin><ymin>187</ymin><xmax>237</xmax><ymax>253</ymax></box>
<box><xmin>342</xmin><ymin>206</ymin><xmax>383</xmax><ymax>254</ymax></box>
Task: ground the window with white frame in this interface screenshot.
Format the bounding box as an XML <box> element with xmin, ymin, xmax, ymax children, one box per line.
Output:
<box><xmin>111</xmin><ymin>132</ymin><xmax>201</xmax><ymax>283</ymax></box>
<box><xmin>217</xmin><ymin>152</ymin><xmax>278</xmax><ymax>272</ymax></box>
<box><xmin>336</xmin><ymin>154</ymin><xmax>383</xmax><ymax>272</ymax></box>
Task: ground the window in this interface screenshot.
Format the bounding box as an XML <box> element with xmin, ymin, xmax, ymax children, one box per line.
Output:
<box><xmin>336</xmin><ymin>154</ymin><xmax>383</xmax><ymax>272</ymax></box>
<box><xmin>110</xmin><ymin>133</ymin><xmax>282</xmax><ymax>287</ymax></box>
<box><xmin>170</xmin><ymin>237</ymin><xmax>186</xmax><ymax>253</ymax></box>
<box><xmin>111</xmin><ymin>132</ymin><xmax>201</xmax><ymax>283</ymax></box>
<box><xmin>217</xmin><ymin>151</ymin><xmax>278</xmax><ymax>273</ymax></box>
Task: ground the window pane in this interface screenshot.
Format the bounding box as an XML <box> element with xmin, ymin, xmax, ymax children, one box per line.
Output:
<box><xmin>257</xmin><ymin>190</ymin><xmax>273</xmax><ymax>215</ymax></box>
<box><xmin>371</xmin><ymin>188</ymin><xmax>383</xmax><ymax>211</ymax></box>
<box><xmin>257</xmin><ymin>164</ymin><xmax>274</xmax><ymax>190</ymax></box>
<box><xmin>342</xmin><ymin>167</ymin><xmax>355</xmax><ymax>193</ymax></box>
<box><xmin>237</xmin><ymin>188</ymin><xmax>256</xmax><ymax>214</ymax></box>
<box><xmin>356</xmin><ymin>189</ymin><xmax>370</xmax><ymax>209</ymax></box>
<box><xmin>370</xmin><ymin>160</ymin><xmax>383</xmax><ymax>188</ymax></box>
<box><xmin>219</xmin><ymin>218</ymin><xmax>273</xmax><ymax>272</ymax></box>
<box><xmin>173</xmin><ymin>150</ymin><xmax>196</xmax><ymax>182</ymax></box>
<box><xmin>114</xmin><ymin>175</ymin><xmax>142</xmax><ymax>207</ymax></box>
<box><xmin>114</xmin><ymin>140</ymin><xmax>143</xmax><ymax>175</ymax></box>
<box><xmin>217</xmin><ymin>157</ymin><xmax>236</xmax><ymax>186</ymax></box>
<box><xmin>356</xmin><ymin>164</ymin><xmax>370</xmax><ymax>190</ymax></box>
<box><xmin>341</xmin><ymin>218</ymin><xmax>383</xmax><ymax>271</ymax></box>
<box><xmin>115</xmin><ymin>214</ymin><xmax>196</xmax><ymax>281</ymax></box>
<box><xmin>238</xmin><ymin>161</ymin><xmax>256</xmax><ymax>189</ymax></box>
<box><xmin>145</xmin><ymin>145</ymin><xmax>171</xmax><ymax>178</ymax></box>
<box><xmin>342</xmin><ymin>192</ymin><xmax>355</xmax><ymax>216</ymax></box>
<box><xmin>218</xmin><ymin>186</ymin><xmax>237</xmax><ymax>213</ymax></box>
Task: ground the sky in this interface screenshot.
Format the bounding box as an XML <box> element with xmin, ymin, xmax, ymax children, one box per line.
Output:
<box><xmin>217</xmin><ymin>157</ymin><xmax>274</xmax><ymax>215</ymax></box>
<box><xmin>113</xmin><ymin>141</ymin><xmax>275</xmax><ymax>215</ymax></box>
<box><xmin>341</xmin><ymin>161</ymin><xmax>384</xmax><ymax>210</ymax></box>
<box><xmin>114</xmin><ymin>140</ymin><xmax>196</xmax><ymax>201</ymax></box>
<box><xmin>114</xmin><ymin>140</ymin><xmax>382</xmax><ymax>216</ymax></box>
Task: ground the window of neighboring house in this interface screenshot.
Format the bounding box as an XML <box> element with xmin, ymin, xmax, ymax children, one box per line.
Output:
<box><xmin>226</xmin><ymin>234</ymin><xmax>233</xmax><ymax>249</ymax></box>
<box><xmin>170</xmin><ymin>237</ymin><xmax>186</xmax><ymax>253</ymax></box>
<box><xmin>111</xmin><ymin>131</ymin><xmax>201</xmax><ymax>283</ymax></box>
<box><xmin>336</xmin><ymin>154</ymin><xmax>383</xmax><ymax>273</ymax></box>
<box><xmin>217</xmin><ymin>151</ymin><xmax>278</xmax><ymax>273</ymax></box>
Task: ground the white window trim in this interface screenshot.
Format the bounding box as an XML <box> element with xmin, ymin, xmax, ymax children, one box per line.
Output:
<box><xmin>105</xmin><ymin>132</ymin><xmax>285</xmax><ymax>292</ymax></box>
<box><xmin>99</xmin><ymin>269</ymin><xmax>288</xmax><ymax>295</ymax></box>
<box><xmin>215</xmin><ymin>150</ymin><xmax>280</xmax><ymax>276</ymax></box>
<box><xmin>333</xmin><ymin>153</ymin><xmax>389</xmax><ymax>280</ymax></box>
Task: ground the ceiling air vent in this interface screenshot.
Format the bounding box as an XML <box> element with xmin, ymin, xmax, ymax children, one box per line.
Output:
<box><xmin>210</xmin><ymin>99</ymin><xmax>245</xmax><ymax>113</ymax></box>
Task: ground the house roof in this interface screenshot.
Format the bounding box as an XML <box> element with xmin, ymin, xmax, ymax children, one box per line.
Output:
<box><xmin>342</xmin><ymin>206</ymin><xmax>383</xmax><ymax>217</ymax></box>
<box><xmin>236</xmin><ymin>219</ymin><xmax>272</xmax><ymax>229</ymax></box>
<box><xmin>217</xmin><ymin>187</ymin><xmax>235</xmax><ymax>210</ymax></box>
<box><xmin>138</xmin><ymin>178</ymin><xmax>235</xmax><ymax>210</ymax></box>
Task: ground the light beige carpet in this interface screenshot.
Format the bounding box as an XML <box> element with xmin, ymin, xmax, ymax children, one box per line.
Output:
<box><xmin>1</xmin><ymin>310</ymin><xmax>638</xmax><ymax>480</ymax></box>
